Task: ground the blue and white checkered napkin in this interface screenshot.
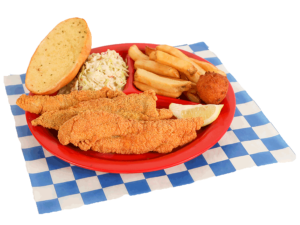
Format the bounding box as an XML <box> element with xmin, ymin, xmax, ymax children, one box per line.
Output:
<box><xmin>4</xmin><ymin>42</ymin><xmax>296</xmax><ymax>214</ymax></box>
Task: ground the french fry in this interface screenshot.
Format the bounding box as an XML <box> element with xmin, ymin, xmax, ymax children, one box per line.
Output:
<box><xmin>145</xmin><ymin>46</ymin><xmax>156</xmax><ymax>56</ymax></box>
<box><xmin>189</xmin><ymin>82</ymin><xmax>197</xmax><ymax>94</ymax></box>
<box><xmin>149</xmin><ymin>51</ymin><xmax>156</xmax><ymax>61</ymax></box>
<box><xmin>149</xmin><ymin>50</ymin><xmax>196</xmax><ymax>78</ymax></box>
<box><xmin>183</xmin><ymin>91</ymin><xmax>200</xmax><ymax>103</ymax></box>
<box><xmin>134</xmin><ymin>60</ymin><xmax>180</xmax><ymax>78</ymax></box>
<box><xmin>134</xmin><ymin>68</ymin><xmax>191</xmax><ymax>93</ymax></box>
<box><xmin>158</xmin><ymin>76</ymin><xmax>188</xmax><ymax>81</ymax></box>
<box><xmin>190</xmin><ymin>58</ymin><xmax>227</xmax><ymax>76</ymax></box>
<box><xmin>133</xmin><ymin>81</ymin><xmax>182</xmax><ymax>98</ymax></box>
<box><xmin>179</xmin><ymin>72</ymin><xmax>188</xmax><ymax>80</ymax></box>
<box><xmin>156</xmin><ymin>45</ymin><xmax>192</xmax><ymax>61</ymax></box>
<box><xmin>156</xmin><ymin>45</ymin><xmax>205</xmax><ymax>83</ymax></box>
<box><xmin>128</xmin><ymin>45</ymin><xmax>149</xmax><ymax>61</ymax></box>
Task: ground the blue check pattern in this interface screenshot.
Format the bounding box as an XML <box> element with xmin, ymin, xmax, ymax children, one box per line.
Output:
<box><xmin>4</xmin><ymin>42</ymin><xmax>296</xmax><ymax>214</ymax></box>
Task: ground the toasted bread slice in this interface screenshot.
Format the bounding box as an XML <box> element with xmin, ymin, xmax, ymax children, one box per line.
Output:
<box><xmin>25</xmin><ymin>18</ymin><xmax>92</xmax><ymax>95</ymax></box>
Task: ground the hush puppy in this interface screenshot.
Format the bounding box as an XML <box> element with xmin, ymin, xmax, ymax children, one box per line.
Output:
<box><xmin>196</xmin><ymin>72</ymin><xmax>229</xmax><ymax>104</ymax></box>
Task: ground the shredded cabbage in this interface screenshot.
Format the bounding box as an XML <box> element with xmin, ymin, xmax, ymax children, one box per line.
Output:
<box><xmin>77</xmin><ymin>50</ymin><xmax>128</xmax><ymax>91</ymax></box>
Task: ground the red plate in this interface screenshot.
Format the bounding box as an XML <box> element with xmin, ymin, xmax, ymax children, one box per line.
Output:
<box><xmin>25</xmin><ymin>43</ymin><xmax>236</xmax><ymax>173</ymax></box>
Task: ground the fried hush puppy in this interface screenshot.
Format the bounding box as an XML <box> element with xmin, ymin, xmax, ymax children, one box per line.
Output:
<box><xmin>196</xmin><ymin>72</ymin><xmax>229</xmax><ymax>104</ymax></box>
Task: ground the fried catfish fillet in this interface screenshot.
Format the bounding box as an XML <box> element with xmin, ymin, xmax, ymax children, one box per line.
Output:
<box><xmin>58</xmin><ymin>110</ymin><xmax>203</xmax><ymax>154</ymax></box>
<box><xmin>75</xmin><ymin>89</ymin><xmax>160</xmax><ymax>117</ymax></box>
<box><xmin>32</xmin><ymin>107</ymin><xmax>173</xmax><ymax>130</ymax></box>
<box><xmin>31</xmin><ymin>90</ymin><xmax>173</xmax><ymax>130</ymax></box>
<box><xmin>16</xmin><ymin>87</ymin><xmax>125</xmax><ymax>114</ymax></box>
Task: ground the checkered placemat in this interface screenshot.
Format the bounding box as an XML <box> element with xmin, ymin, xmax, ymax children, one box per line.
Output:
<box><xmin>4</xmin><ymin>42</ymin><xmax>296</xmax><ymax>214</ymax></box>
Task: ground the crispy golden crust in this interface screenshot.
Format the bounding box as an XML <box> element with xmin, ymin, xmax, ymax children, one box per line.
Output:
<box><xmin>32</xmin><ymin>108</ymin><xmax>173</xmax><ymax>130</ymax></box>
<box><xmin>58</xmin><ymin>110</ymin><xmax>143</xmax><ymax>150</ymax></box>
<box><xmin>75</xmin><ymin>90</ymin><xmax>159</xmax><ymax>117</ymax></box>
<box><xmin>58</xmin><ymin>110</ymin><xmax>203</xmax><ymax>153</ymax></box>
<box><xmin>16</xmin><ymin>87</ymin><xmax>125</xmax><ymax>114</ymax></box>
<box><xmin>32</xmin><ymin>108</ymin><xmax>82</xmax><ymax>130</ymax></box>
<box><xmin>196</xmin><ymin>72</ymin><xmax>229</xmax><ymax>104</ymax></box>
<box><xmin>31</xmin><ymin>91</ymin><xmax>173</xmax><ymax>130</ymax></box>
<box><xmin>92</xmin><ymin>131</ymin><xmax>198</xmax><ymax>154</ymax></box>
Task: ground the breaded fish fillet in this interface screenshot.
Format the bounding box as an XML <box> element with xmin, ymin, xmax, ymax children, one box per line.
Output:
<box><xmin>58</xmin><ymin>110</ymin><xmax>203</xmax><ymax>154</ymax></box>
<box><xmin>75</xmin><ymin>90</ymin><xmax>159</xmax><ymax>118</ymax></box>
<box><xmin>92</xmin><ymin>129</ymin><xmax>199</xmax><ymax>154</ymax></box>
<box><xmin>16</xmin><ymin>87</ymin><xmax>125</xmax><ymax>114</ymax></box>
<box><xmin>58</xmin><ymin>110</ymin><xmax>143</xmax><ymax>150</ymax></box>
<box><xmin>32</xmin><ymin>107</ymin><xmax>173</xmax><ymax>130</ymax></box>
<box><xmin>31</xmin><ymin>91</ymin><xmax>173</xmax><ymax>130</ymax></box>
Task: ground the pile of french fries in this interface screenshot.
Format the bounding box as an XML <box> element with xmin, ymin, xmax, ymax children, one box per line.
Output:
<box><xmin>128</xmin><ymin>44</ymin><xmax>226</xmax><ymax>103</ymax></box>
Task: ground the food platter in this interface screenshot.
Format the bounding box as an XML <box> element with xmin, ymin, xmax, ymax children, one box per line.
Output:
<box><xmin>25</xmin><ymin>43</ymin><xmax>236</xmax><ymax>173</ymax></box>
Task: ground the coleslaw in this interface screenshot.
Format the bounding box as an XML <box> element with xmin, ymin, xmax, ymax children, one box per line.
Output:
<box><xmin>58</xmin><ymin>50</ymin><xmax>128</xmax><ymax>94</ymax></box>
